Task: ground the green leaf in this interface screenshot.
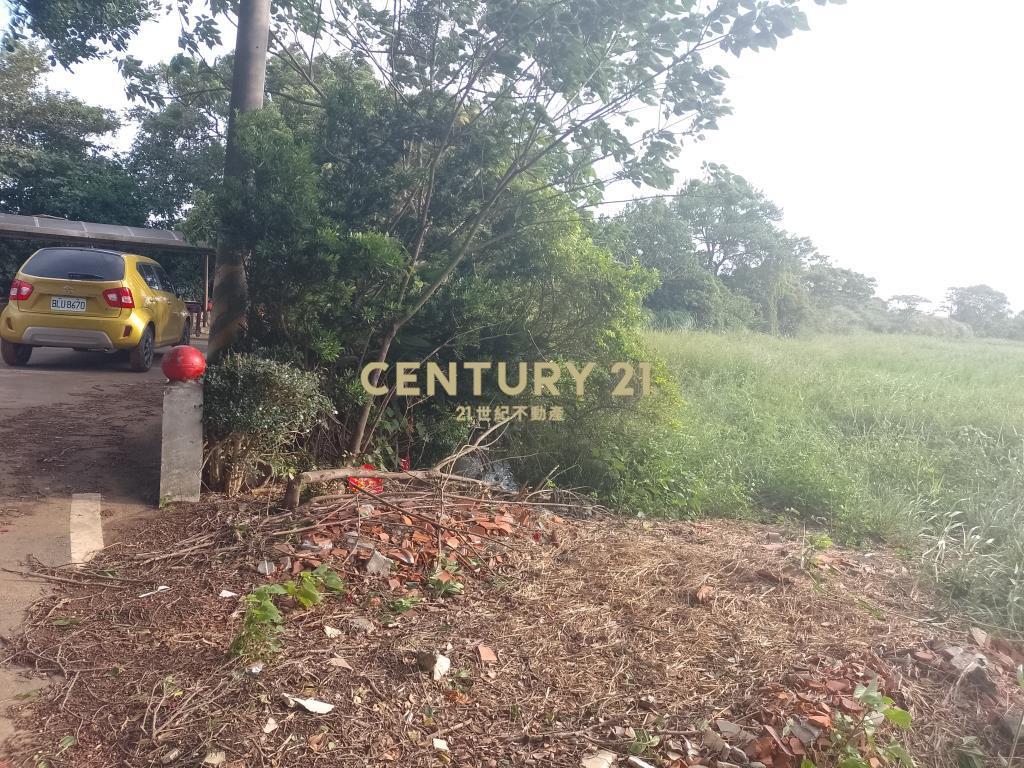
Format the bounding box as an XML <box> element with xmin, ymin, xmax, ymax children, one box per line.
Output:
<box><xmin>313</xmin><ymin>565</ymin><xmax>346</xmax><ymax>594</ymax></box>
<box><xmin>883</xmin><ymin>743</ymin><xmax>916</xmax><ymax>766</ymax></box>
<box><xmin>884</xmin><ymin>707</ymin><xmax>912</xmax><ymax>729</ymax></box>
<box><xmin>800</xmin><ymin>759</ymin><xmax>817</xmax><ymax>768</ymax></box>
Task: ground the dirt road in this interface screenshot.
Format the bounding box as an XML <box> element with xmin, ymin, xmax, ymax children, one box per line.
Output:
<box><xmin>0</xmin><ymin>346</ymin><xmax>188</xmax><ymax>752</ymax></box>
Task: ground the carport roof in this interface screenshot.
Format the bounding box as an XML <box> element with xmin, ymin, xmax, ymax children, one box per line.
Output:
<box><xmin>0</xmin><ymin>213</ymin><xmax>214</xmax><ymax>255</ymax></box>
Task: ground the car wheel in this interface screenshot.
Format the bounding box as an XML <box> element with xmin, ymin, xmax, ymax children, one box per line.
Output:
<box><xmin>178</xmin><ymin>319</ymin><xmax>191</xmax><ymax>347</ymax></box>
<box><xmin>129</xmin><ymin>326</ymin><xmax>155</xmax><ymax>372</ymax></box>
<box><xmin>0</xmin><ymin>339</ymin><xmax>32</xmax><ymax>367</ymax></box>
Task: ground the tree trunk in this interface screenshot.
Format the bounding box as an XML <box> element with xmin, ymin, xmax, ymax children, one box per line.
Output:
<box><xmin>207</xmin><ymin>0</ymin><xmax>271</xmax><ymax>362</ymax></box>
<box><xmin>347</xmin><ymin>322</ymin><xmax>399</xmax><ymax>456</ymax></box>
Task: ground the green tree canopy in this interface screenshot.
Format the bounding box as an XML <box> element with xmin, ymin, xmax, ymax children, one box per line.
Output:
<box><xmin>0</xmin><ymin>41</ymin><xmax>148</xmax><ymax>285</ymax></box>
<box><xmin>3</xmin><ymin>0</ymin><xmax>156</xmax><ymax>66</ymax></box>
<box><xmin>946</xmin><ymin>284</ymin><xmax>1011</xmax><ymax>336</ymax></box>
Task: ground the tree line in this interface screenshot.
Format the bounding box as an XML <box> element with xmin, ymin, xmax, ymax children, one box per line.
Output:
<box><xmin>593</xmin><ymin>164</ymin><xmax>1024</xmax><ymax>341</ymax></box>
<box><xmin>2</xmin><ymin>0</ymin><xmax>1017</xmax><ymax>509</ymax></box>
<box><xmin>3</xmin><ymin>40</ymin><xmax>1017</xmax><ymax>344</ymax></box>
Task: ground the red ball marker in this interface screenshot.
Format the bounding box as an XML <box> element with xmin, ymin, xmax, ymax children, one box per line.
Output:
<box><xmin>162</xmin><ymin>345</ymin><xmax>206</xmax><ymax>381</ymax></box>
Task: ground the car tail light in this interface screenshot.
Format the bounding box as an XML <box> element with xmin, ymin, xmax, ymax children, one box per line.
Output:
<box><xmin>8</xmin><ymin>279</ymin><xmax>33</xmax><ymax>302</ymax></box>
<box><xmin>103</xmin><ymin>287</ymin><xmax>135</xmax><ymax>308</ymax></box>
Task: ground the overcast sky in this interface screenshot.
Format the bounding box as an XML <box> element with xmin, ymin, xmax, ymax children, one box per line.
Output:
<box><xmin>7</xmin><ymin>0</ymin><xmax>1024</xmax><ymax>311</ymax></box>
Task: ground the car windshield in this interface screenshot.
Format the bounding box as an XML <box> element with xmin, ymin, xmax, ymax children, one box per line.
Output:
<box><xmin>21</xmin><ymin>248</ymin><xmax>125</xmax><ymax>281</ymax></box>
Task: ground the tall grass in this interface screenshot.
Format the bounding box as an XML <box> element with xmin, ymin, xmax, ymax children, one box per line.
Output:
<box><xmin>651</xmin><ymin>331</ymin><xmax>1024</xmax><ymax>630</ymax></box>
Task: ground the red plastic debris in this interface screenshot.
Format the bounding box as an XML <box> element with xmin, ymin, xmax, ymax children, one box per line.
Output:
<box><xmin>347</xmin><ymin>463</ymin><xmax>384</xmax><ymax>494</ymax></box>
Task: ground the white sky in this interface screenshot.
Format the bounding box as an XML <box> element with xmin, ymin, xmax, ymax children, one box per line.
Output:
<box><xmin>5</xmin><ymin>0</ymin><xmax>1024</xmax><ymax>311</ymax></box>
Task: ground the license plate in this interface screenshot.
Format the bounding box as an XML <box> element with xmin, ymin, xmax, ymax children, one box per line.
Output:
<box><xmin>51</xmin><ymin>297</ymin><xmax>87</xmax><ymax>313</ymax></box>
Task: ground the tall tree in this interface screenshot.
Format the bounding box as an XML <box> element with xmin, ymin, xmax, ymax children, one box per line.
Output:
<box><xmin>675</xmin><ymin>163</ymin><xmax>784</xmax><ymax>276</ymax></box>
<box><xmin>206</xmin><ymin>0</ymin><xmax>271</xmax><ymax>362</ymax></box>
<box><xmin>126</xmin><ymin>56</ymin><xmax>228</xmax><ymax>225</ymax></box>
<box><xmin>946</xmin><ymin>284</ymin><xmax>1011</xmax><ymax>336</ymax></box>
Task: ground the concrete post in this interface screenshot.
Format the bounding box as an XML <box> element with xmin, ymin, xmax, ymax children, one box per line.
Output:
<box><xmin>160</xmin><ymin>381</ymin><xmax>204</xmax><ymax>503</ymax></box>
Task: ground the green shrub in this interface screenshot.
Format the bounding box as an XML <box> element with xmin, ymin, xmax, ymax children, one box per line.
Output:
<box><xmin>204</xmin><ymin>354</ymin><xmax>332</xmax><ymax>495</ymax></box>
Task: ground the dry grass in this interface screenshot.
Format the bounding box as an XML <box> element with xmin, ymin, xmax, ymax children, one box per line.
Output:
<box><xmin>2</xmin><ymin>490</ymin><xmax>1021</xmax><ymax>768</ymax></box>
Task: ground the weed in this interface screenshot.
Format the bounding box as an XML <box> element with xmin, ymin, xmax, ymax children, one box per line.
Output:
<box><xmin>799</xmin><ymin>677</ymin><xmax>913</xmax><ymax>768</ymax></box>
<box><xmin>428</xmin><ymin>557</ymin><xmax>464</xmax><ymax>598</ymax></box>
<box><xmin>652</xmin><ymin>331</ymin><xmax>1024</xmax><ymax>630</ymax></box>
<box><xmin>628</xmin><ymin>728</ymin><xmax>661</xmax><ymax>756</ymax></box>
<box><xmin>387</xmin><ymin>596</ymin><xmax>423</xmax><ymax>615</ymax></box>
<box><xmin>230</xmin><ymin>566</ymin><xmax>346</xmax><ymax>658</ymax></box>
<box><xmin>811</xmin><ymin>533</ymin><xmax>834</xmax><ymax>551</ymax></box>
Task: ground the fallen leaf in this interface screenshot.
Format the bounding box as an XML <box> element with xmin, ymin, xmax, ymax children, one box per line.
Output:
<box><xmin>262</xmin><ymin>717</ymin><xmax>279</xmax><ymax>734</ymax></box>
<box><xmin>218</xmin><ymin>590</ymin><xmax>238</xmax><ymax>598</ymax></box>
<box><xmin>328</xmin><ymin>657</ymin><xmax>353</xmax><ymax>671</ymax></box>
<box><xmin>695</xmin><ymin>585</ymin><xmax>714</xmax><ymax>603</ymax></box>
<box><xmin>825</xmin><ymin>679</ymin><xmax>849</xmax><ymax>693</ymax></box>
<box><xmin>433</xmin><ymin>738</ymin><xmax>450</xmax><ymax>752</ymax></box>
<box><xmin>477</xmin><ymin>645</ymin><xmax>498</xmax><ymax>664</ymax></box>
<box><xmin>970</xmin><ymin>627</ymin><xmax>990</xmax><ymax>648</ymax></box>
<box><xmin>806</xmin><ymin>714</ymin><xmax>832</xmax><ymax>729</ymax></box>
<box><xmin>787</xmin><ymin>718</ymin><xmax>821</xmax><ymax>746</ymax></box>
<box><xmin>763</xmin><ymin>724</ymin><xmax>793</xmax><ymax>756</ymax></box>
<box><xmin>839</xmin><ymin>697</ymin><xmax>864</xmax><ymax>713</ymax></box>
<box><xmin>324</xmin><ymin>625</ymin><xmax>342</xmax><ymax>639</ymax></box>
<box><xmin>716</xmin><ymin>719</ymin><xmax>756</xmax><ymax>746</ymax></box>
<box><xmin>284</xmin><ymin>695</ymin><xmax>334</xmax><ymax>714</ymax></box>
<box><xmin>702</xmin><ymin>727</ymin><xmax>728</xmax><ymax>756</ymax></box>
<box><xmin>203</xmin><ymin>751</ymin><xmax>226</xmax><ymax>766</ymax></box>
<box><xmin>307</xmin><ymin>732</ymin><xmax>326</xmax><ymax>752</ymax></box>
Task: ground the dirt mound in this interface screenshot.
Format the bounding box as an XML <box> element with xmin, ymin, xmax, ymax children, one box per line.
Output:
<box><xmin>2</xmin><ymin>488</ymin><xmax>1021</xmax><ymax>768</ymax></box>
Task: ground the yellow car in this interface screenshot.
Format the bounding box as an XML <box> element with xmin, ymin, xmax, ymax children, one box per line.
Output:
<box><xmin>1</xmin><ymin>247</ymin><xmax>190</xmax><ymax>372</ymax></box>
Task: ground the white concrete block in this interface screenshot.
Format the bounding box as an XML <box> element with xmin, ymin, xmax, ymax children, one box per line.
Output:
<box><xmin>159</xmin><ymin>381</ymin><xmax>203</xmax><ymax>503</ymax></box>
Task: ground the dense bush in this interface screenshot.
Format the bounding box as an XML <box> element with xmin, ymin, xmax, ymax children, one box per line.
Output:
<box><xmin>183</xmin><ymin>101</ymin><xmax>689</xmax><ymax>514</ymax></box>
<box><xmin>203</xmin><ymin>354</ymin><xmax>332</xmax><ymax>495</ymax></box>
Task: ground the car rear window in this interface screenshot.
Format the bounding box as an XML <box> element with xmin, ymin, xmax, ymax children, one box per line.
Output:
<box><xmin>21</xmin><ymin>248</ymin><xmax>125</xmax><ymax>281</ymax></box>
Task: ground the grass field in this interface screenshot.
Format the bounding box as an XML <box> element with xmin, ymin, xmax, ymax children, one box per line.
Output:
<box><xmin>651</xmin><ymin>331</ymin><xmax>1024</xmax><ymax>629</ymax></box>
